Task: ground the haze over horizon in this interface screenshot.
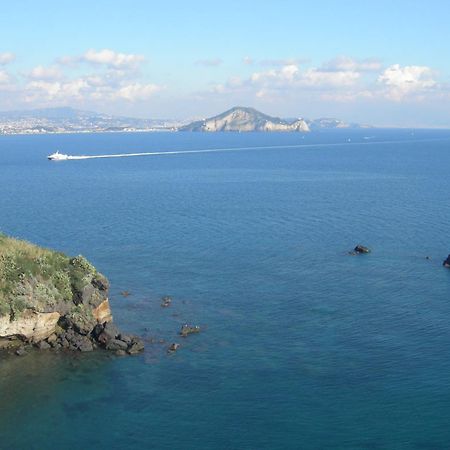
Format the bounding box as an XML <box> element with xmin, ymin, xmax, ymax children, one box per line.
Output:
<box><xmin>1</xmin><ymin>0</ymin><xmax>449</xmax><ymax>128</ymax></box>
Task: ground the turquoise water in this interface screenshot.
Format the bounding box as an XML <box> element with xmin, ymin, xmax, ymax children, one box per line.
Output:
<box><xmin>1</xmin><ymin>129</ymin><xmax>450</xmax><ymax>449</ymax></box>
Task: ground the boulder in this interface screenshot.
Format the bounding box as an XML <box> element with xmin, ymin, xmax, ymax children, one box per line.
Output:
<box><xmin>167</xmin><ymin>343</ymin><xmax>180</xmax><ymax>353</ymax></box>
<box><xmin>78</xmin><ymin>338</ymin><xmax>94</xmax><ymax>352</ymax></box>
<box><xmin>15</xmin><ymin>347</ymin><xmax>27</xmax><ymax>356</ymax></box>
<box><xmin>127</xmin><ymin>337</ymin><xmax>145</xmax><ymax>354</ymax></box>
<box><xmin>443</xmin><ymin>255</ymin><xmax>450</xmax><ymax>268</ymax></box>
<box><xmin>106</xmin><ymin>339</ymin><xmax>128</xmax><ymax>351</ymax></box>
<box><xmin>35</xmin><ymin>340</ymin><xmax>51</xmax><ymax>350</ymax></box>
<box><xmin>117</xmin><ymin>333</ymin><xmax>133</xmax><ymax>345</ymax></box>
<box><xmin>354</xmin><ymin>244</ymin><xmax>371</xmax><ymax>254</ymax></box>
<box><xmin>103</xmin><ymin>321</ymin><xmax>120</xmax><ymax>340</ymax></box>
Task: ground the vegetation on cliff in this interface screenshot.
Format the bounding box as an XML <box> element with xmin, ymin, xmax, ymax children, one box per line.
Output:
<box><xmin>0</xmin><ymin>233</ymin><xmax>143</xmax><ymax>355</ymax></box>
<box><xmin>0</xmin><ymin>233</ymin><xmax>106</xmax><ymax>321</ymax></box>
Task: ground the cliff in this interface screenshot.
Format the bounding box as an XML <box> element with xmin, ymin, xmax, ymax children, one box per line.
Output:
<box><xmin>179</xmin><ymin>106</ymin><xmax>310</xmax><ymax>132</ymax></box>
<box><xmin>0</xmin><ymin>234</ymin><xmax>143</xmax><ymax>355</ymax></box>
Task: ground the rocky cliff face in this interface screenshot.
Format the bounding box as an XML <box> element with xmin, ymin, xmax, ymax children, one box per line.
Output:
<box><xmin>180</xmin><ymin>107</ymin><xmax>310</xmax><ymax>132</ymax></box>
<box><xmin>0</xmin><ymin>234</ymin><xmax>143</xmax><ymax>354</ymax></box>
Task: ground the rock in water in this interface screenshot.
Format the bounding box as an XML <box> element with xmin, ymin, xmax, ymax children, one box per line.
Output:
<box><xmin>180</xmin><ymin>324</ymin><xmax>201</xmax><ymax>337</ymax></box>
<box><xmin>0</xmin><ymin>234</ymin><xmax>143</xmax><ymax>355</ymax></box>
<box><xmin>168</xmin><ymin>343</ymin><xmax>180</xmax><ymax>353</ymax></box>
<box><xmin>161</xmin><ymin>295</ymin><xmax>172</xmax><ymax>307</ymax></box>
<box><xmin>443</xmin><ymin>255</ymin><xmax>450</xmax><ymax>268</ymax></box>
<box><xmin>354</xmin><ymin>244</ymin><xmax>371</xmax><ymax>254</ymax></box>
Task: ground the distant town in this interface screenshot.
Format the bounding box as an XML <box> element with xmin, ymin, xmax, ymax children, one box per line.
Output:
<box><xmin>0</xmin><ymin>107</ymin><xmax>184</xmax><ymax>135</ymax></box>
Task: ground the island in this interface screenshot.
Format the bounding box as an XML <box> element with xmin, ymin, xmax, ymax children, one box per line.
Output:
<box><xmin>179</xmin><ymin>106</ymin><xmax>310</xmax><ymax>132</ymax></box>
<box><xmin>0</xmin><ymin>233</ymin><xmax>144</xmax><ymax>355</ymax></box>
<box><xmin>179</xmin><ymin>106</ymin><xmax>369</xmax><ymax>133</ymax></box>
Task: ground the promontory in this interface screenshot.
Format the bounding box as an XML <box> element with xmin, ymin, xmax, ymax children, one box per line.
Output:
<box><xmin>0</xmin><ymin>233</ymin><xmax>143</xmax><ymax>355</ymax></box>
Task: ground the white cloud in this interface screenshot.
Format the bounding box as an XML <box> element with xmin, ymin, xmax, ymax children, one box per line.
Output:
<box><xmin>208</xmin><ymin>59</ymin><xmax>442</xmax><ymax>106</ymax></box>
<box><xmin>83</xmin><ymin>49</ymin><xmax>145</xmax><ymax>68</ymax></box>
<box><xmin>302</xmin><ymin>68</ymin><xmax>360</xmax><ymax>87</ymax></box>
<box><xmin>14</xmin><ymin>48</ymin><xmax>162</xmax><ymax>105</ymax></box>
<box><xmin>59</xmin><ymin>49</ymin><xmax>145</xmax><ymax>69</ymax></box>
<box><xmin>24</xmin><ymin>75</ymin><xmax>162</xmax><ymax>104</ymax></box>
<box><xmin>0</xmin><ymin>52</ymin><xmax>15</xmax><ymax>65</ymax></box>
<box><xmin>28</xmin><ymin>65</ymin><xmax>63</xmax><ymax>80</ymax></box>
<box><xmin>25</xmin><ymin>79</ymin><xmax>89</xmax><ymax>102</ymax></box>
<box><xmin>243</xmin><ymin>56</ymin><xmax>253</xmax><ymax>65</ymax></box>
<box><xmin>249</xmin><ymin>64</ymin><xmax>359</xmax><ymax>88</ymax></box>
<box><xmin>378</xmin><ymin>64</ymin><xmax>436</xmax><ymax>100</ymax></box>
<box><xmin>114</xmin><ymin>83</ymin><xmax>162</xmax><ymax>100</ymax></box>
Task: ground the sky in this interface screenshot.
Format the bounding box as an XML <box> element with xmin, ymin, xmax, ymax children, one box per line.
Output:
<box><xmin>0</xmin><ymin>0</ymin><xmax>449</xmax><ymax>127</ymax></box>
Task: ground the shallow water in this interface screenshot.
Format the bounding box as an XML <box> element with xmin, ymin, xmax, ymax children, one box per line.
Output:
<box><xmin>1</xmin><ymin>129</ymin><xmax>450</xmax><ymax>449</ymax></box>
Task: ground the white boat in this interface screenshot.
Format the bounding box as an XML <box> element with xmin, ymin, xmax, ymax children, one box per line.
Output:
<box><xmin>48</xmin><ymin>151</ymin><xmax>69</xmax><ymax>161</ymax></box>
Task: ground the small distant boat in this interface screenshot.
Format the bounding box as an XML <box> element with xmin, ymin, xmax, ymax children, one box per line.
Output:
<box><xmin>48</xmin><ymin>150</ymin><xmax>69</xmax><ymax>161</ymax></box>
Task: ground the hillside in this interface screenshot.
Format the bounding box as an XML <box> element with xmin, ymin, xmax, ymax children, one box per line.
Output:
<box><xmin>0</xmin><ymin>107</ymin><xmax>179</xmax><ymax>134</ymax></box>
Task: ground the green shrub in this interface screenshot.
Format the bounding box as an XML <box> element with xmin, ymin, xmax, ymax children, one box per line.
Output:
<box><xmin>0</xmin><ymin>235</ymin><xmax>102</xmax><ymax>321</ymax></box>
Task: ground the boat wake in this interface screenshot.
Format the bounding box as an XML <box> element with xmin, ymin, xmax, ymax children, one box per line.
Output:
<box><xmin>47</xmin><ymin>136</ymin><xmax>450</xmax><ymax>161</ymax></box>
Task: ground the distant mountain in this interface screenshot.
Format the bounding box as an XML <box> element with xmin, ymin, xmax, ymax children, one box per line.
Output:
<box><xmin>180</xmin><ymin>107</ymin><xmax>369</xmax><ymax>132</ymax></box>
<box><xmin>0</xmin><ymin>107</ymin><xmax>180</xmax><ymax>134</ymax></box>
<box><xmin>179</xmin><ymin>106</ymin><xmax>310</xmax><ymax>132</ymax></box>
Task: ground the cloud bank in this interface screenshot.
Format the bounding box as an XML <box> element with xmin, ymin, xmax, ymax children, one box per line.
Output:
<box><xmin>0</xmin><ymin>50</ymin><xmax>448</xmax><ymax>126</ymax></box>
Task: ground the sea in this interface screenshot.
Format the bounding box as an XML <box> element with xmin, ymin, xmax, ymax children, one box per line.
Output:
<box><xmin>1</xmin><ymin>129</ymin><xmax>450</xmax><ymax>449</ymax></box>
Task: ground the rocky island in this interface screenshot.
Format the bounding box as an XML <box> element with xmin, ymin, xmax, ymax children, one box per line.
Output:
<box><xmin>0</xmin><ymin>234</ymin><xmax>143</xmax><ymax>355</ymax></box>
<box><xmin>180</xmin><ymin>106</ymin><xmax>311</xmax><ymax>132</ymax></box>
<box><xmin>179</xmin><ymin>106</ymin><xmax>369</xmax><ymax>133</ymax></box>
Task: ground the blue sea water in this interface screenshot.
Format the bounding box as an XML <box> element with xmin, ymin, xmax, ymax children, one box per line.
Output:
<box><xmin>1</xmin><ymin>129</ymin><xmax>450</xmax><ymax>449</ymax></box>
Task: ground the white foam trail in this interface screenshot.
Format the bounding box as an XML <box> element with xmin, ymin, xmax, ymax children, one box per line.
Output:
<box><xmin>63</xmin><ymin>136</ymin><xmax>450</xmax><ymax>161</ymax></box>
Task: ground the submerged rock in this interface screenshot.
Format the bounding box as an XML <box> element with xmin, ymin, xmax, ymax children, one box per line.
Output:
<box><xmin>443</xmin><ymin>255</ymin><xmax>450</xmax><ymax>268</ymax></box>
<box><xmin>180</xmin><ymin>324</ymin><xmax>201</xmax><ymax>337</ymax></box>
<box><xmin>0</xmin><ymin>234</ymin><xmax>143</xmax><ymax>356</ymax></box>
<box><xmin>161</xmin><ymin>295</ymin><xmax>172</xmax><ymax>308</ymax></box>
<box><xmin>15</xmin><ymin>346</ymin><xmax>27</xmax><ymax>356</ymax></box>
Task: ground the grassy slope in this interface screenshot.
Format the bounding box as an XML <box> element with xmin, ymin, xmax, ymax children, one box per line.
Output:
<box><xmin>0</xmin><ymin>233</ymin><xmax>102</xmax><ymax>320</ymax></box>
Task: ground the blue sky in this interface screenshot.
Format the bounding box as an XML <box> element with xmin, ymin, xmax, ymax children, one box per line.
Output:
<box><xmin>1</xmin><ymin>0</ymin><xmax>449</xmax><ymax>126</ymax></box>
